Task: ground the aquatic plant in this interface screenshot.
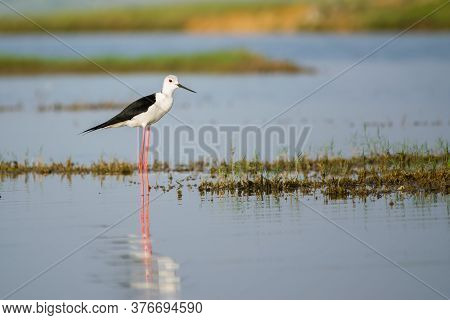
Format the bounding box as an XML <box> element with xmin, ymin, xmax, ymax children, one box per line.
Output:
<box><xmin>199</xmin><ymin>153</ymin><xmax>449</xmax><ymax>199</ymax></box>
<box><xmin>0</xmin><ymin>158</ymin><xmax>135</xmax><ymax>178</ymax></box>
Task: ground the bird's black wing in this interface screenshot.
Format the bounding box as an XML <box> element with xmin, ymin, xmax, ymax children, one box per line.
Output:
<box><xmin>81</xmin><ymin>94</ymin><xmax>156</xmax><ymax>134</ymax></box>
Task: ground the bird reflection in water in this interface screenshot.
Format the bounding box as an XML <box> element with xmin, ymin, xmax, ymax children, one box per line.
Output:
<box><xmin>139</xmin><ymin>158</ymin><xmax>152</xmax><ymax>285</ymax></box>
<box><xmin>128</xmin><ymin>127</ymin><xmax>180</xmax><ymax>298</ymax></box>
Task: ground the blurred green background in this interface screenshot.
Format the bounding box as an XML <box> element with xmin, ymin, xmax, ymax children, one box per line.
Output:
<box><xmin>1</xmin><ymin>0</ymin><xmax>449</xmax><ymax>32</ymax></box>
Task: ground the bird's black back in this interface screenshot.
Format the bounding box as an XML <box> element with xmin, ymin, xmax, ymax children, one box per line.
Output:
<box><xmin>81</xmin><ymin>94</ymin><xmax>156</xmax><ymax>134</ymax></box>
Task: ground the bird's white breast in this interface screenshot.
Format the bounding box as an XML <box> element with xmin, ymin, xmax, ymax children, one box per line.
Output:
<box><xmin>129</xmin><ymin>92</ymin><xmax>173</xmax><ymax>127</ymax></box>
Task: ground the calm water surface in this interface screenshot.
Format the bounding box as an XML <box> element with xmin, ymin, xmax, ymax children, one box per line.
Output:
<box><xmin>0</xmin><ymin>175</ymin><xmax>449</xmax><ymax>299</ymax></box>
<box><xmin>0</xmin><ymin>33</ymin><xmax>449</xmax><ymax>162</ymax></box>
<box><xmin>0</xmin><ymin>33</ymin><xmax>449</xmax><ymax>299</ymax></box>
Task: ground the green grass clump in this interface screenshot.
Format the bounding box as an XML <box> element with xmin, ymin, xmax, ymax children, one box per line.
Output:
<box><xmin>200</xmin><ymin>151</ymin><xmax>449</xmax><ymax>199</ymax></box>
<box><xmin>0</xmin><ymin>50</ymin><xmax>304</xmax><ymax>74</ymax></box>
<box><xmin>0</xmin><ymin>159</ymin><xmax>135</xmax><ymax>178</ymax></box>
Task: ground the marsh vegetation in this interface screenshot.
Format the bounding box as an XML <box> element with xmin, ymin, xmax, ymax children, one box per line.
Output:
<box><xmin>1</xmin><ymin>147</ymin><xmax>448</xmax><ymax>200</ymax></box>
<box><xmin>0</xmin><ymin>50</ymin><xmax>305</xmax><ymax>74</ymax></box>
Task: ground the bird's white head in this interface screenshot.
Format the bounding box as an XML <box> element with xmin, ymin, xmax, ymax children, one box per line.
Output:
<box><xmin>162</xmin><ymin>75</ymin><xmax>196</xmax><ymax>96</ymax></box>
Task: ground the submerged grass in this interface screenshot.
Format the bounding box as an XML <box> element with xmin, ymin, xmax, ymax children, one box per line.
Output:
<box><xmin>0</xmin><ymin>50</ymin><xmax>305</xmax><ymax>74</ymax></box>
<box><xmin>1</xmin><ymin>149</ymin><xmax>448</xmax><ymax>199</ymax></box>
<box><xmin>0</xmin><ymin>0</ymin><xmax>448</xmax><ymax>33</ymax></box>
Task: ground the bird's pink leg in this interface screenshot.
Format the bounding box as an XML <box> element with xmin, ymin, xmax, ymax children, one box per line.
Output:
<box><xmin>142</xmin><ymin>128</ymin><xmax>146</xmax><ymax>172</ymax></box>
<box><xmin>138</xmin><ymin>127</ymin><xmax>142</xmax><ymax>172</ymax></box>
<box><xmin>137</xmin><ymin>128</ymin><xmax>142</xmax><ymax>172</ymax></box>
<box><xmin>139</xmin><ymin>126</ymin><xmax>147</xmax><ymax>172</ymax></box>
<box><xmin>144</xmin><ymin>126</ymin><xmax>150</xmax><ymax>172</ymax></box>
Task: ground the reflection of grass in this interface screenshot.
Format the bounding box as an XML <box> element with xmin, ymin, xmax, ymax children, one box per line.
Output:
<box><xmin>0</xmin><ymin>50</ymin><xmax>305</xmax><ymax>74</ymax></box>
<box><xmin>0</xmin><ymin>0</ymin><xmax>448</xmax><ymax>32</ymax></box>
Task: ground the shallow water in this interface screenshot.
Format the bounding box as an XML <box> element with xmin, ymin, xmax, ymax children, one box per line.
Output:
<box><xmin>1</xmin><ymin>33</ymin><xmax>449</xmax><ymax>299</ymax></box>
<box><xmin>0</xmin><ymin>33</ymin><xmax>449</xmax><ymax>162</ymax></box>
<box><xmin>0</xmin><ymin>174</ymin><xmax>449</xmax><ymax>299</ymax></box>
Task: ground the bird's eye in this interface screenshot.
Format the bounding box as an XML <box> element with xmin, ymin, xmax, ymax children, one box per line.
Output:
<box><xmin>169</xmin><ymin>79</ymin><xmax>173</xmax><ymax>83</ymax></box>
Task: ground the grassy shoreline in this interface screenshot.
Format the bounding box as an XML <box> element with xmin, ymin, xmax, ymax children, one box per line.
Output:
<box><xmin>0</xmin><ymin>50</ymin><xmax>305</xmax><ymax>74</ymax></box>
<box><xmin>0</xmin><ymin>1</ymin><xmax>449</xmax><ymax>33</ymax></box>
<box><xmin>1</xmin><ymin>151</ymin><xmax>448</xmax><ymax>199</ymax></box>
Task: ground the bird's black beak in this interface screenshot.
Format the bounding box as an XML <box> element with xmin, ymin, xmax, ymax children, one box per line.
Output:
<box><xmin>177</xmin><ymin>83</ymin><xmax>196</xmax><ymax>93</ymax></box>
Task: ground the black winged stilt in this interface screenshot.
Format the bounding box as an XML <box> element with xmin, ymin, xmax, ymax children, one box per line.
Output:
<box><xmin>82</xmin><ymin>75</ymin><xmax>196</xmax><ymax>171</ymax></box>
